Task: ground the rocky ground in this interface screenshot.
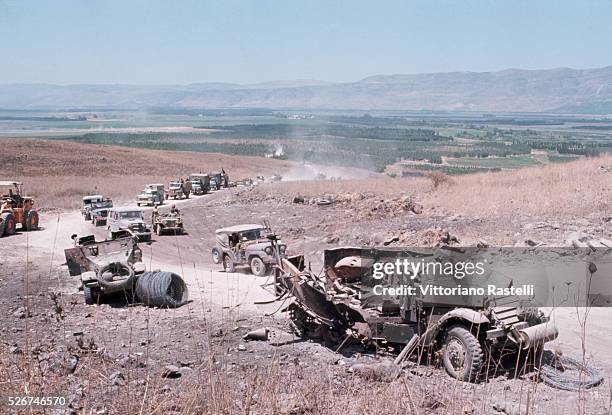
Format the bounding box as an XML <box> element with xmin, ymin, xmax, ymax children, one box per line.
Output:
<box><xmin>1</xmin><ymin>148</ymin><xmax>611</xmax><ymax>414</ymax></box>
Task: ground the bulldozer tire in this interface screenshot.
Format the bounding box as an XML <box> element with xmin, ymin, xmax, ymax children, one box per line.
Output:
<box><xmin>83</xmin><ymin>285</ymin><xmax>99</xmax><ymax>305</ymax></box>
<box><xmin>441</xmin><ymin>325</ymin><xmax>483</xmax><ymax>382</ymax></box>
<box><xmin>223</xmin><ymin>254</ymin><xmax>235</xmax><ymax>273</ymax></box>
<box><xmin>25</xmin><ymin>210</ymin><xmax>39</xmax><ymax>231</ymax></box>
<box><xmin>250</xmin><ymin>256</ymin><xmax>267</xmax><ymax>276</ymax></box>
<box><xmin>1</xmin><ymin>213</ymin><xmax>16</xmax><ymax>236</ymax></box>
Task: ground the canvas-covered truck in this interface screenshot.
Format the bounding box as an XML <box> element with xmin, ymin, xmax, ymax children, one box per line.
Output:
<box><xmin>209</xmin><ymin>172</ymin><xmax>222</xmax><ymax>190</ymax></box>
<box><xmin>167</xmin><ymin>180</ymin><xmax>191</xmax><ymax>200</ymax></box>
<box><xmin>0</xmin><ymin>181</ymin><xmax>39</xmax><ymax>237</ymax></box>
<box><xmin>136</xmin><ymin>184</ymin><xmax>165</xmax><ymax>206</ymax></box>
<box><xmin>274</xmin><ymin>247</ymin><xmax>559</xmax><ymax>382</ymax></box>
<box><xmin>189</xmin><ymin>174</ymin><xmax>210</xmax><ymax>194</ymax></box>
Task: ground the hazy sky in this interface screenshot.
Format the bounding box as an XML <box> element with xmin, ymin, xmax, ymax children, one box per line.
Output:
<box><xmin>1</xmin><ymin>0</ymin><xmax>611</xmax><ymax>85</ymax></box>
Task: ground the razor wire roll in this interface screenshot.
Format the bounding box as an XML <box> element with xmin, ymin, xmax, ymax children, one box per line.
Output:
<box><xmin>135</xmin><ymin>271</ymin><xmax>189</xmax><ymax>308</ymax></box>
<box><xmin>539</xmin><ymin>356</ymin><xmax>604</xmax><ymax>391</ymax></box>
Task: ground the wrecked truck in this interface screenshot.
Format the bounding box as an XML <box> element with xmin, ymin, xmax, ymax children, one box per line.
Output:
<box><xmin>65</xmin><ymin>232</ymin><xmax>189</xmax><ymax>307</ymax></box>
<box><xmin>274</xmin><ymin>247</ymin><xmax>558</xmax><ymax>382</ymax></box>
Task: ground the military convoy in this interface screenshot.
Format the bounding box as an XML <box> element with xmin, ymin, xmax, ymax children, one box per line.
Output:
<box><xmin>0</xmin><ymin>181</ymin><xmax>39</xmax><ymax>237</ymax></box>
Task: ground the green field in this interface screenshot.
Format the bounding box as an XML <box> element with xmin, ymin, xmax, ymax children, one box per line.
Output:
<box><xmin>2</xmin><ymin>109</ymin><xmax>611</xmax><ymax>173</ymax></box>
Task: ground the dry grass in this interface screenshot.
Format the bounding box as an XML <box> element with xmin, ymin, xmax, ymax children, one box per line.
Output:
<box><xmin>0</xmin><ymin>138</ymin><xmax>293</xmax><ymax>210</ymax></box>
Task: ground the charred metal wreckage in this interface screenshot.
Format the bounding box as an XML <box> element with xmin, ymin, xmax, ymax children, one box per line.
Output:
<box><xmin>272</xmin><ymin>246</ymin><xmax>558</xmax><ymax>382</ymax></box>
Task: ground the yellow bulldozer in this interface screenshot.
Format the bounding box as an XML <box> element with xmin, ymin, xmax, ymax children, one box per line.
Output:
<box><xmin>0</xmin><ymin>181</ymin><xmax>39</xmax><ymax>237</ymax></box>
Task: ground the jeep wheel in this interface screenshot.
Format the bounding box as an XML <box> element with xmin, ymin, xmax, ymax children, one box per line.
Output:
<box><xmin>25</xmin><ymin>210</ymin><xmax>39</xmax><ymax>231</ymax></box>
<box><xmin>441</xmin><ymin>325</ymin><xmax>483</xmax><ymax>382</ymax></box>
<box><xmin>1</xmin><ymin>213</ymin><xmax>16</xmax><ymax>236</ymax></box>
<box><xmin>250</xmin><ymin>257</ymin><xmax>267</xmax><ymax>276</ymax></box>
<box><xmin>84</xmin><ymin>212</ymin><xmax>91</xmax><ymax>221</ymax></box>
<box><xmin>212</xmin><ymin>249</ymin><xmax>221</xmax><ymax>264</ymax></box>
<box><xmin>83</xmin><ymin>285</ymin><xmax>99</xmax><ymax>305</ymax></box>
<box><xmin>223</xmin><ymin>255</ymin><xmax>235</xmax><ymax>273</ymax></box>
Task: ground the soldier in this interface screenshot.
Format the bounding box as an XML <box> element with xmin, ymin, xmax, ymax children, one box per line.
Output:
<box><xmin>170</xmin><ymin>204</ymin><xmax>179</xmax><ymax>215</ymax></box>
<box><xmin>151</xmin><ymin>205</ymin><xmax>159</xmax><ymax>225</ymax></box>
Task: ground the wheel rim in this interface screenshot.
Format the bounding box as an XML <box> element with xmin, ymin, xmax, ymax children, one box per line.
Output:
<box><xmin>446</xmin><ymin>337</ymin><xmax>467</xmax><ymax>373</ymax></box>
<box><xmin>252</xmin><ymin>259</ymin><xmax>263</xmax><ymax>274</ymax></box>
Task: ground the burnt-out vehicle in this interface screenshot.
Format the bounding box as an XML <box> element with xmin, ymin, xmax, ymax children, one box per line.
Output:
<box><xmin>212</xmin><ymin>224</ymin><xmax>293</xmax><ymax>276</ymax></box>
<box><xmin>64</xmin><ymin>233</ymin><xmax>146</xmax><ymax>304</ymax></box>
<box><xmin>90</xmin><ymin>198</ymin><xmax>113</xmax><ymax>226</ymax></box>
<box><xmin>274</xmin><ymin>247</ymin><xmax>558</xmax><ymax>382</ymax></box>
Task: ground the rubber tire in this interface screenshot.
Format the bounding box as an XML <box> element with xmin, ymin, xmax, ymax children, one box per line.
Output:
<box><xmin>250</xmin><ymin>256</ymin><xmax>267</xmax><ymax>277</ymax></box>
<box><xmin>0</xmin><ymin>218</ymin><xmax>4</xmax><ymax>237</ymax></box>
<box><xmin>25</xmin><ymin>210</ymin><xmax>39</xmax><ymax>231</ymax></box>
<box><xmin>441</xmin><ymin>325</ymin><xmax>483</xmax><ymax>382</ymax></box>
<box><xmin>2</xmin><ymin>213</ymin><xmax>16</xmax><ymax>236</ymax></box>
<box><xmin>83</xmin><ymin>285</ymin><xmax>99</xmax><ymax>305</ymax></box>
<box><xmin>85</xmin><ymin>212</ymin><xmax>91</xmax><ymax>221</ymax></box>
<box><xmin>212</xmin><ymin>249</ymin><xmax>221</xmax><ymax>264</ymax></box>
<box><xmin>223</xmin><ymin>255</ymin><xmax>235</xmax><ymax>273</ymax></box>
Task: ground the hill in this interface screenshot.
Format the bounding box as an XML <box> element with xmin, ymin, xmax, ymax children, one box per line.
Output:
<box><xmin>1</xmin><ymin>66</ymin><xmax>611</xmax><ymax>112</ymax></box>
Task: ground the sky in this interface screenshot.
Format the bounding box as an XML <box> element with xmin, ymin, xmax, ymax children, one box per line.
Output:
<box><xmin>1</xmin><ymin>0</ymin><xmax>611</xmax><ymax>85</ymax></box>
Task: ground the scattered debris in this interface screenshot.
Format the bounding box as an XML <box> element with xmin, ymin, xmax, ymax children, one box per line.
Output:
<box><xmin>243</xmin><ymin>327</ymin><xmax>270</xmax><ymax>341</ymax></box>
<box><xmin>162</xmin><ymin>365</ymin><xmax>182</xmax><ymax>379</ymax></box>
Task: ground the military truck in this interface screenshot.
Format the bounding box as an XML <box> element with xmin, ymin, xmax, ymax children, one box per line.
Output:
<box><xmin>167</xmin><ymin>180</ymin><xmax>191</xmax><ymax>200</ymax></box>
<box><xmin>189</xmin><ymin>174</ymin><xmax>210</xmax><ymax>194</ymax></box>
<box><xmin>136</xmin><ymin>184</ymin><xmax>165</xmax><ymax>206</ymax></box>
<box><xmin>212</xmin><ymin>223</ymin><xmax>290</xmax><ymax>276</ymax></box>
<box><xmin>64</xmin><ymin>233</ymin><xmax>146</xmax><ymax>304</ymax></box>
<box><xmin>81</xmin><ymin>195</ymin><xmax>104</xmax><ymax>221</ymax></box>
<box><xmin>190</xmin><ymin>180</ymin><xmax>204</xmax><ymax>195</ymax></box>
<box><xmin>209</xmin><ymin>172</ymin><xmax>222</xmax><ymax>190</ymax></box>
<box><xmin>274</xmin><ymin>247</ymin><xmax>558</xmax><ymax>382</ymax></box>
<box><xmin>90</xmin><ymin>198</ymin><xmax>113</xmax><ymax>226</ymax></box>
<box><xmin>0</xmin><ymin>181</ymin><xmax>39</xmax><ymax>237</ymax></box>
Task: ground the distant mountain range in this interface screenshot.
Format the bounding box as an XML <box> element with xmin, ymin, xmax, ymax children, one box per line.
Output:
<box><xmin>1</xmin><ymin>66</ymin><xmax>611</xmax><ymax>113</ymax></box>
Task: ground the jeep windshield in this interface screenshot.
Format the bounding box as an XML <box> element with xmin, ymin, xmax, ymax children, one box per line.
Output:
<box><xmin>169</xmin><ymin>182</ymin><xmax>181</xmax><ymax>189</ymax></box>
<box><xmin>119</xmin><ymin>211</ymin><xmax>142</xmax><ymax>220</ymax></box>
<box><xmin>240</xmin><ymin>229</ymin><xmax>267</xmax><ymax>241</ymax></box>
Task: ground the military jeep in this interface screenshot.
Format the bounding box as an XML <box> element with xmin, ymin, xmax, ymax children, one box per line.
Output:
<box><xmin>64</xmin><ymin>233</ymin><xmax>146</xmax><ymax>304</ymax></box>
<box><xmin>152</xmin><ymin>211</ymin><xmax>184</xmax><ymax>235</ymax></box>
<box><xmin>107</xmin><ymin>207</ymin><xmax>151</xmax><ymax>242</ymax></box>
<box><xmin>212</xmin><ymin>224</ymin><xmax>289</xmax><ymax>276</ymax></box>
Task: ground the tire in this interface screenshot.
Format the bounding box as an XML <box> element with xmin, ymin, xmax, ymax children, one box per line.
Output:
<box><xmin>0</xmin><ymin>218</ymin><xmax>4</xmax><ymax>237</ymax></box>
<box><xmin>223</xmin><ymin>255</ymin><xmax>235</xmax><ymax>273</ymax></box>
<box><xmin>441</xmin><ymin>325</ymin><xmax>484</xmax><ymax>382</ymax></box>
<box><xmin>83</xmin><ymin>285</ymin><xmax>99</xmax><ymax>305</ymax></box>
<box><xmin>25</xmin><ymin>210</ymin><xmax>39</xmax><ymax>231</ymax></box>
<box><xmin>250</xmin><ymin>256</ymin><xmax>267</xmax><ymax>276</ymax></box>
<box><xmin>212</xmin><ymin>249</ymin><xmax>221</xmax><ymax>264</ymax></box>
<box><xmin>1</xmin><ymin>213</ymin><xmax>16</xmax><ymax>236</ymax></box>
<box><xmin>85</xmin><ymin>212</ymin><xmax>91</xmax><ymax>221</ymax></box>
<box><xmin>156</xmin><ymin>225</ymin><xmax>162</xmax><ymax>236</ymax></box>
